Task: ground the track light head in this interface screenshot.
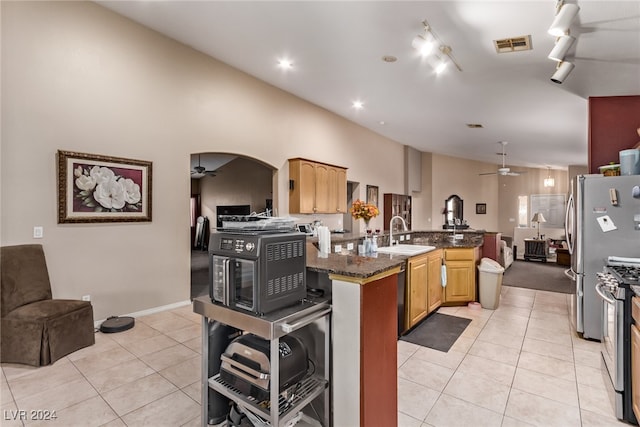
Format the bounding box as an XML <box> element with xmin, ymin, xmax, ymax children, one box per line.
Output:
<box><xmin>548</xmin><ymin>3</ymin><xmax>580</xmax><ymax>37</ymax></box>
<box><xmin>550</xmin><ymin>61</ymin><xmax>574</xmax><ymax>84</ymax></box>
<box><xmin>548</xmin><ymin>35</ymin><xmax>575</xmax><ymax>62</ymax></box>
<box><xmin>411</xmin><ymin>33</ymin><xmax>437</xmax><ymax>57</ymax></box>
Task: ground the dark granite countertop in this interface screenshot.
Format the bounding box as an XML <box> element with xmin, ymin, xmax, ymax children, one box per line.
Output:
<box><xmin>306</xmin><ymin>244</ymin><xmax>407</xmax><ymax>279</ymax></box>
<box><xmin>305</xmin><ymin>230</ymin><xmax>485</xmax><ymax>280</ymax></box>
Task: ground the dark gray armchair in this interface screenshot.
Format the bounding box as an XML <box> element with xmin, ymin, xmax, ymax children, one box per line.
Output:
<box><xmin>1</xmin><ymin>244</ymin><xmax>95</xmax><ymax>366</ymax></box>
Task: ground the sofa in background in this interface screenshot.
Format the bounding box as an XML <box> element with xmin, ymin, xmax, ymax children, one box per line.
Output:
<box><xmin>1</xmin><ymin>244</ymin><xmax>95</xmax><ymax>366</ymax></box>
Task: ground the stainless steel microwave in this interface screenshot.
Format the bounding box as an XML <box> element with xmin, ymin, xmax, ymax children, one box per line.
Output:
<box><xmin>208</xmin><ymin>231</ymin><xmax>307</xmax><ymax>315</ymax></box>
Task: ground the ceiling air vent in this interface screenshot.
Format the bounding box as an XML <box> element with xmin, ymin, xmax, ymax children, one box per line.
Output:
<box><xmin>493</xmin><ymin>35</ymin><xmax>532</xmax><ymax>54</ymax></box>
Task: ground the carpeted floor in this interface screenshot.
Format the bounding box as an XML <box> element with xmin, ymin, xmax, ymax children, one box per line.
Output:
<box><xmin>400</xmin><ymin>313</ymin><xmax>472</xmax><ymax>352</ymax></box>
<box><xmin>502</xmin><ymin>259</ymin><xmax>574</xmax><ymax>294</ymax></box>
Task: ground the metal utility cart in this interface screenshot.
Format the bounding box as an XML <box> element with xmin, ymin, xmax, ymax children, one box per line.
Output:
<box><xmin>193</xmin><ymin>296</ymin><xmax>331</xmax><ymax>426</ymax></box>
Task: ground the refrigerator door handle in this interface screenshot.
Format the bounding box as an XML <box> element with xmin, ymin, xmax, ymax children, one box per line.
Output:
<box><xmin>565</xmin><ymin>192</ymin><xmax>575</xmax><ymax>256</ymax></box>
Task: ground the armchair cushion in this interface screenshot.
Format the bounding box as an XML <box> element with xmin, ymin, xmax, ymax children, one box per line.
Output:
<box><xmin>1</xmin><ymin>244</ymin><xmax>95</xmax><ymax>366</ymax></box>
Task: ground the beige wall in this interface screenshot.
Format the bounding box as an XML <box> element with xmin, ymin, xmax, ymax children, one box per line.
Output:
<box><xmin>497</xmin><ymin>166</ymin><xmax>570</xmax><ymax>237</ymax></box>
<box><xmin>430</xmin><ymin>154</ymin><xmax>500</xmax><ymax>232</ymax></box>
<box><xmin>197</xmin><ymin>157</ymin><xmax>274</xmax><ymax>223</ymax></box>
<box><xmin>1</xmin><ymin>1</ymin><xmax>407</xmax><ymax>319</ymax></box>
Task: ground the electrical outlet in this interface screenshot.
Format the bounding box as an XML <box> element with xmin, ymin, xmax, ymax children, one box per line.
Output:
<box><xmin>82</xmin><ymin>295</ymin><xmax>91</xmax><ymax>301</ymax></box>
<box><xmin>334</xmin><ymin>244</ymin><xmax>342</xmax><ymax>253</ymax></box>
<box><xmin>33</xmin><ymin>226</ymin><xmax>43</xmax><ymax>239</ymax></box>
<box><xmin>347</xmin><ymin>243</ymin><xmax>354</xmax><ymax>251</ymax></box>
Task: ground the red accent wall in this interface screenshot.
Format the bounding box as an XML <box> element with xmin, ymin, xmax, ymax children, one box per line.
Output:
<box><xmin>589</xmin><ymin>96</ymin><xmax>640</xmax><ymax>174</ymax></box>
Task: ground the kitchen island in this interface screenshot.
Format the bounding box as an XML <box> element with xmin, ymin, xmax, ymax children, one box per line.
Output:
<box><xmin>306</xmin><ymin>246</ymin><xmax>405</xmax><ymax>427</ymax></box>
<box><xmin>305</xmin><ymin>230</ymin><xmax>484</xmax><ymax>427</ymax></box>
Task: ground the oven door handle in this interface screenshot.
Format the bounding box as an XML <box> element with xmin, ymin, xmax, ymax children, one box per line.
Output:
<box><xmin>222</xmin><ymin>258</ymin><xmax>230</xmax><ymax>306</ymax></box>
<box><xmin>595</xmin><ymin>282</ymin><xmax>615</xmax><ymax>305</ymax></box>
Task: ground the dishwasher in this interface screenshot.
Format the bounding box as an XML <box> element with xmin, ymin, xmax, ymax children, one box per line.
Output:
<box><xmin>397</xmin><ymin>265</ymin><xmax>407</xmax><ymax>337</ymax></box>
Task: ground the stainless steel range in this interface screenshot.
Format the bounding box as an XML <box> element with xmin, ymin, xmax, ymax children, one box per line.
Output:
<box><xmin>597</xmin><ymin>259</ymin><xmax>640</xmax><ymax>424</ymax></box>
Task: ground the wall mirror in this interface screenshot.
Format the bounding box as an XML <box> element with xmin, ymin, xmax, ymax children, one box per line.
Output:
<box><xmin>443</xmin><ymin>194</ymin><xmax>465</xmax><ymax>229</ymax></box>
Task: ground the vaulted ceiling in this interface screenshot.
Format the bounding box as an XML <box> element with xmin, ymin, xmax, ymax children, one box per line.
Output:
<box><xmin>99</xmin><ymin>1</ymin><xmax>640</xmax><ymax>171</ymax></box>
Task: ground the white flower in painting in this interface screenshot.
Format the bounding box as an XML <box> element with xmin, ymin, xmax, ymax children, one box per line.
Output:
<box><xmin>75</xmin><ymin>174</ymin><xmax>96</xmax><ymax>191</ymax></box>
<box><xmin>93</xmin><ymin>177</ymin><xmax>125</xmax><ymax>210</ymax></box>
<box><xmin>90</xmin><ymin>166</ymin><xmax>116</xmax><ymax>185</ymax></box>
<box><xmin>119</xmin><ymin>177</ymin><xmax>141</xmax><ymax>205</ymax></box>
<box><xmin>74</xmin><ymin>166</ymin><xmax>83</xmax><ymax>178</ymax></box>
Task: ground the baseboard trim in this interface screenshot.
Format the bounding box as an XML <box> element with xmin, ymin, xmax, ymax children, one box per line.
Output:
<box><xmin>94</xmin><ymin>300</ymin><xmax>192</xmax><ymax>329</ymax></box>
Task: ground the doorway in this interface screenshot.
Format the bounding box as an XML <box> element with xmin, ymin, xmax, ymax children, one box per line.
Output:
<box><xmin>190</xmin><ymin>153</ymin><xmax>275</xmax><ymax>299</ymax></box>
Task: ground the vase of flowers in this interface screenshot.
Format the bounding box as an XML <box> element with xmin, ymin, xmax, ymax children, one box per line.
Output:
<box><xmin>350</xmin><ymin>199</ymin><xmax>379</xmax><ymax>232</ymax></box>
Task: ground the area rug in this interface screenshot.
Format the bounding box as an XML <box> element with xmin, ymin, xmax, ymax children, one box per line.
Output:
<box><xmin>400</xmin><ymin>313</ymin><xmax>471</xmax><ymax>352</ymax></box>
<box><xmin>502</xmin><ymin>260</ymin><xmax>574</xmax><ymax>294</ymax></box>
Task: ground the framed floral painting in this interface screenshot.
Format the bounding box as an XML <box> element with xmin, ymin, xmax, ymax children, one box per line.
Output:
<box><xmin>57</xmin><ymin>150</ymin><xmax>152</xmax><ymax>223</ymax></box>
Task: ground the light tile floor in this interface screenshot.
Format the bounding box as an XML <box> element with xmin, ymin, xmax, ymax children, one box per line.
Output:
<box><xmin>0</xmin><ymin>286</ymin><xmax>629</xmax><ymax>427</ymax></box>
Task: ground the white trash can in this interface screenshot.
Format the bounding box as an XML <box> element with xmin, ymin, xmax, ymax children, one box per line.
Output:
<box><xmin>478</xmin><ymin>257</ymin><xmax>505</xmax><ymax>310</ymax></box>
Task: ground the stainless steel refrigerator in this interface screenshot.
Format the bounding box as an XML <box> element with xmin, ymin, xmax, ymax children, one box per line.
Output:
<box><xmin>566</xmin><ymin>174</ymin><xmax>640</xmax><ymax>341</ymax></box>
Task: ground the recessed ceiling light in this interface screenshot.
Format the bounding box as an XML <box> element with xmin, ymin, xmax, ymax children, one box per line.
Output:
<box><xmin>352</xmin><ymin>101</ymin><xmax>364</xmax><ymax>110</ymax></box>
<box><xmin>277</xmin><ymin>59</ymin><xmax>293</xmax><ymax>70</ymax></box>
<box><xmin>466</xmin><ymin>123</ymin><xmax>484</xmax><ymax>128</ymax></box>
<box><xmin>379</xmin><ymin>121</ymin><xmax>386</xmax><ymax>125</ymax></box>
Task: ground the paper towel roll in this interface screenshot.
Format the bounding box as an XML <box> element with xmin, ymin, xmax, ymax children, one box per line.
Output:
<box><xmin>318</xmin><ymin>226</ymin><xmax>331</xmax><ymax>254</ymax></box>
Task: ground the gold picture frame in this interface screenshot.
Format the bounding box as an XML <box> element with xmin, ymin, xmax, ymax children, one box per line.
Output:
<box><xmin>57</xmin><ymin>150</ymin><xmax>152</xmax><ymax>223</ymax></box>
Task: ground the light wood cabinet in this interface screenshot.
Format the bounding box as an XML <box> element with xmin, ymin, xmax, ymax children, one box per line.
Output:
<box><xmin>407</xmin><ymin>253</ymin><xmax>429</xmax><ymax>329</ymax></box>
<box><xmin>427</xmin><ymin>250</ymin><xmax>443</xmax><ymax>313</ymax></box>
<box><xmin>289</xmin><ymin>158</ymin><xmax>347</xmax><ymax>214</ymax></box>
<box><xmin>443</xmin><ymin>247</ymin><xmax>479</xmax><ymax>304</ymax></box>
<box><xmin>406</xmin><ymin>249</ymin><xmax>443</xmax><ymax>330</ymax></box>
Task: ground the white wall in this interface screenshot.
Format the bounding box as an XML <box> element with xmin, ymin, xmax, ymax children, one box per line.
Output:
<box><xmin>0</xmin><ymin>1</ymin><xmax>406</xmax><ymax>319</ymax></box>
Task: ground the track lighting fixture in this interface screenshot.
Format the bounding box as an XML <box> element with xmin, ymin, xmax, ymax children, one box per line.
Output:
<box><xmin>548</xmin><ymin>2</ymin><xmax>580</xmax><ymax>37</ymax></box>
<box><xmin>547</xmin><ymin>1</ymin><xmax>579</xmax><ymax>84</ymax></box>
<box><xmin>548</xmin><ymin>35</ymin><xmax>575</xmax><ymax>62</ymax></box>
<box><xmin>550</xmin><ymin>60</ymin><xmax>574</xmax><ymax>84</ymax></box>
<box><xmin>412</xmin><ymin>20</ymin><xmax>462</xmax><ymax>73</ymax></box>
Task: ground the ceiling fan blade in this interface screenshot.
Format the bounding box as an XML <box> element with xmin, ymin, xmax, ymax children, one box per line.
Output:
<box><xmin>479</xmin><ymin>172</ymin><xmax>498</xmax><ymax>176</ymax></box>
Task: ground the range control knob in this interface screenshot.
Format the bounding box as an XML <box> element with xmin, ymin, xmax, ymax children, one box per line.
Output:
<box><xmin>245</xmin><ymin>242</ymin><xmax>255</xmax><ymax>251</ymax></box>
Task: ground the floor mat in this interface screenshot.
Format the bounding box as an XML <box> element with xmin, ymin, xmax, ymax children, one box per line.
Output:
<box><xmin>400</xmin><ymin>313</ymin><xmax>471</xmax><ymax>352</ymax></box>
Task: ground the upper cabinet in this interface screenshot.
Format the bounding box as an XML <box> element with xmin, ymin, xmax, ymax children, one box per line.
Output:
<box><xmin>289</xmin><ymin>158</ymin><xmax>347</xmax><ymax>214</ymax></box>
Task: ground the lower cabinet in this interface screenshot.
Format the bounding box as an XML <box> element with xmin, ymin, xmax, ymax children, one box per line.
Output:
<box><xmin>406</xmin><ymin>249</ymin><xmax>443</xmax><ymax>330</ymax></box>
<box><xmin>427</xmin><ymin>250</ymin><xmax>443</xmax><ymax>312</ymax></box>
<box><xmin>443</xmin><ymin>247</ymin><xmax>479</xmax><ymax>304</ymax></box>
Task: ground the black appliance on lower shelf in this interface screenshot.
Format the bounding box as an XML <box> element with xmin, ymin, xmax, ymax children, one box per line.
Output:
<box><xmin>220</xmin><ymin>334</ymin><xmax>308</xmax><ymax>401</ymax></box>
<box><xmin>207</xmin><ymin>321</ymin><xmax>241</xmax><ymax>425</ymax></box>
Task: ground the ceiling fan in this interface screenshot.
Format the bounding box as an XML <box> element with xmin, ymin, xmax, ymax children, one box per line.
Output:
<box><xmin>191</xmin><ymin>154</ymin><xmax>218</xmax><ymax>177</ymax></box>
<box><xmin>479</xmin><ymin>141</ymin><xmax>527</xmax><ymax>177</ymax></box>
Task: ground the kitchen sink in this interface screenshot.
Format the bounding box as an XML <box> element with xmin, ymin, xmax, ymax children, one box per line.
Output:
<box><xmin>376</xmin><ymin>244</ymin><xmax>436</xmax><ymax>256</ymax></box>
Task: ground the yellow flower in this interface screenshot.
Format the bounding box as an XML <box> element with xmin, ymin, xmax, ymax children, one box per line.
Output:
<box><xmin>350</xmin><ymin>199</ymin><xmax>379</xmax><ymax>221</ymax></box>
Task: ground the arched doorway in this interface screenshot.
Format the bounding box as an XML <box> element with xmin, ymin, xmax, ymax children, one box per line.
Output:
<box><xmin>190</xmin><ymin>152</ymin><xmax>276</xmax><ymax>299</ymax></box>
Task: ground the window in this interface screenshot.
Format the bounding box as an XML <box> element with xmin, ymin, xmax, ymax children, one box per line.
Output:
<box><xmin>518</xmin><ymin>195</ymin><xmax>528</xmax><ymax>227</ymax></box>
<box><xmin>530</xmin><ymin>194</ymin><xmax>566</xmax><ymax>229</ymax></box>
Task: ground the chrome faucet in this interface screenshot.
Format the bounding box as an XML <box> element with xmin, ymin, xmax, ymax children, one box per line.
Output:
<box><xmin>389</xmin><ymin>215</ymin><xmax>408</xmax><ymax>246</ymax></box>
